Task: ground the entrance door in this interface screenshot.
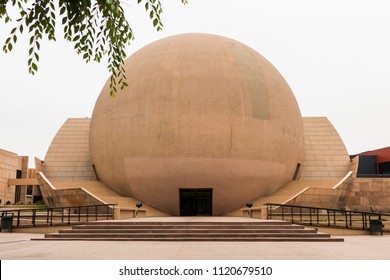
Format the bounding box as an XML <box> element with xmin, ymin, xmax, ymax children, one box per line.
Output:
<box><xmin>179</xmin><ymin>189</ymin><xmax>212</xmax><ymax>216</ymax></box>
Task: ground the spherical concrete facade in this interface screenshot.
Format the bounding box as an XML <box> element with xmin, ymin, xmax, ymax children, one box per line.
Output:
<box><xmin>90</xmin><ymin>33</ymin><xmax>304</xmax><ymax>215</ymax></box>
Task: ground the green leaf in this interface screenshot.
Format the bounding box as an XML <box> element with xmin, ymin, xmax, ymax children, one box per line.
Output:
<box><xmin>0</xmin><ymin>0</ymin><xmax>186</xmax><ymax>94</ymax></box>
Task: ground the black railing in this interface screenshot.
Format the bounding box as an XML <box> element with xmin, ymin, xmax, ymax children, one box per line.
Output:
<box><xmin>265</xmin><ymin>203</ymin><xmax>390</xmax><ymax>231</ymax></box>
<box><xmin>0</xmin><ymin>204</ymin><xmax>117</xmax><ymax>228</ymax></box>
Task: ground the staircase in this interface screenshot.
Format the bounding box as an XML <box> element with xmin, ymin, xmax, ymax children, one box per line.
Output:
<box><xmin>35</xmin><ymin>218</ymin><xmax>344</xmax><ymax>242</ymax></box>
<box><xmin>227</xmin><ymin>179</ymin><xmax>340</xmax><ymax>216</ymax></box>
<box><xmin>48</xmin><ymin>179</ymin><xmax>168</xmax><ymax>217</ymax></box>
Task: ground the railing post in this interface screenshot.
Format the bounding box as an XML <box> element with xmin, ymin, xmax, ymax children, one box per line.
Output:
<box><xmin>32</xmin><ymin>209</ymin><xmax>36</xmax><ymax>227</ymax></box>
<box><xmin>50</xmin><ymin>208</ymin><xmax>53</xmax><ymax>226</ymax></box>
<box><xmin>309</xmin><ymin>210</ymin><xmax>312</xmax><ymax>225</ymax></box>
<box><xmin>17</xmin><ymin>210</ymin><xmax>21</xmax><ymax>227</ymax></box>
<box><xmin>362</xmin><ymin>213</ymin><xmax>365</xmax><ymax>230</ymax></box>
<box><xmin>345</xmin><ymin>211</ymin><xmax>348</xmax><ymax>228</ymax></box>
<box><xmin>290</xmin><ymin>206</ymin><xmax>294</xmax><ymax>223</ymax></box>
<box><xmin>349</xmin><ymin>211</ymin><xmax>352</xmax><ymax>227</ymax></box>
<box><xmin>327</xmin><ymin>210</ymin><xmax>330</xmax><ymax>227</ymax></box>
<box><xmin>95</xmin><ymin>205</ymin><xmax>98</xmax><ymax>221</ymax></box>
<box><xmin>281</xmin><ymin>206</ymin><xmax>284</xmax><ymax>220</ymax></box>
<box><xmin>268</xmin><ymin>205</ymin><xmax>271</xmax><ymax>220</ymax></box>
<box><xmin>68</xmin><ymin>207</ymin><xmax>71</xmax><ymax>225</ymax></box>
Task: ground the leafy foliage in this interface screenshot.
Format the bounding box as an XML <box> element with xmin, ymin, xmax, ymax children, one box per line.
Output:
<box><xmin>0</xmin><ymin>0</ymin><xmax>188</xmax><ymax>95</ymax></box>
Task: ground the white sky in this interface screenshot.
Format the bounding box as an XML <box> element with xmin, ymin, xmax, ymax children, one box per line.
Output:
<box><xmin>1</xmin><ymin>0</ymin><xmax>390</xmax><ymax>167</ymax></box>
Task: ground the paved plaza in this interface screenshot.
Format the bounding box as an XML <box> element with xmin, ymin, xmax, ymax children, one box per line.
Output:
<box><xmin>0</xmin><ymin>217</ymin><xmax>389</xmax><ymax>260</ymax></box>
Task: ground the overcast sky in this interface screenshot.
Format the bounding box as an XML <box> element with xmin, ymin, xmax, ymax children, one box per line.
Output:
<box><xmin>1</xmin><ymin>0</ymin><xmax>390</xmax><ymax>167</ymax></box>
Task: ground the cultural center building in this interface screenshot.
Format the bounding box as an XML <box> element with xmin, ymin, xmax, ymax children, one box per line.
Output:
<box><xmin>1</xmin><ymin>34</ymin><xmax>390</xmax><ymax>217</ymax></box>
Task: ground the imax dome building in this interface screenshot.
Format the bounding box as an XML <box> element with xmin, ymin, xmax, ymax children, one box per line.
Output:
<box><xmin>37</xmin><ymin>34</ymin><xmax>355</xmax><ymax>217</ymax></box>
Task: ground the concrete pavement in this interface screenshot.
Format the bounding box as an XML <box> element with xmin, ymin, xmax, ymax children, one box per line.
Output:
<box><xmin>1</xmin><ymin>234</ymin><xmax>390</xmax><ymax>259</ymax></box>
<box><xmin>1</xmin><ymin>217</ymin><xmax>389</xmax><ymax>260</ymax></box>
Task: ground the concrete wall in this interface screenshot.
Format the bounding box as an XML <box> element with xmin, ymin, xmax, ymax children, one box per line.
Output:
<box><xmin>37</xmin><ymin>172</ymin><xmax>104</xmax><ymax>208</ymax></box>
<box><xmin>34</xmin><ymin>157</ymin><xmax>44</xmax><ymax>173</ymax></box>
<box><xmin>39</xmin><ymin>116</ymin><xmax>390</xmax><ymax>214</ymax></box>
<box><xmin>300</xmin><ymin>117</ymin><xmax>351</xmax><ymax>179</ymax></box>
<box><xmin>44</xmin><ymin>118</ymin><xmax>96</xmax><ymax>180</ymax></box>
<box><xmin>0</xmin><ymin>149</ymin><xmax>19</xmax><ymax>204</ymax></box>
<box><xmin>286</xmin><ymin>172</ymin><xmax>353</xmax><ymax>209</ymax></box>
<box><xmin>283</xmin><ymin>168</ymin><xmax>390</xmax><ymax>212</ymax></box>
<box><xmin>347</xmin><ymin>177</ymin><xmax>390</xmax><ymax>212</ymax></box>
<box><xmin>350</xmin><ymin>156</ymin><xmax>359</xmax><ymax>176</ymax></box>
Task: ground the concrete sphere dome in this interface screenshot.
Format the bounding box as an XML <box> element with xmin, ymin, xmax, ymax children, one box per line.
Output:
<box><xmin>90</xmin><ymin>33</ymin><xmax>304</xmax><ymax>215</ymax></box>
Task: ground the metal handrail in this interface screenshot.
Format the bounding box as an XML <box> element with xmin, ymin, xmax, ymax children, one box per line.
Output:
<box><xmin>0</xmin><ymin>204</ymin><xmax>117</xmax><ymax>228</ymax></box>
<box><xmin>265</xmin><ymin>203</ymin><xmax>390</xmax><ymax>230</ymax></box>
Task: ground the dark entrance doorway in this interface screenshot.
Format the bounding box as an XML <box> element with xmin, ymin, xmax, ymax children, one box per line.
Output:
<box><xmin>179</xmin><ymin>189</ymin><xmax>212</xmax><ymax>216</ymax></box>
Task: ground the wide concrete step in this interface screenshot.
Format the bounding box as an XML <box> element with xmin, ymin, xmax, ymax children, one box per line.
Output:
<box><xmin>88</xmin><ymin>220</ymin><xmax>292</xmax><ymax>225</ymax></box>
<box><xmin>59</xmin><ymin>229</ymin><xmax>315</xmax><ymax>234</ymax></box>
<box><xmin>72</xmin><ymin>224</ymin><xmax>305</xmax><ymax>230</ymax></box>
<box><xmin>36</xmin><ymin>237</ymin><xmax>344</xmax><ymax>242</ymax></box>
<box><xmin>34</xmin><ymin>218</ymin><xmax>344</xmax><ymax>242</ymax></box>
<box><xmin>45</xmin><ymin>232</ymin><xmax>331</xmax><ymax>238</ymax></box>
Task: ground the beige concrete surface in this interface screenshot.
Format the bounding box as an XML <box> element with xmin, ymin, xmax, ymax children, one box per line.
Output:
<box><xmin>1</xmin><ymin>217</ymin><xmax>389</xmax><ymax>260</ymax></box>
<box><xmin>44</xmin><ymin>118</ymin><xmax>96</xmax><ymax>181</ymax></box>
<box><xmin>0</xmin><ymin>148</ymin><xmax>19</xmax><ymax>204</ymax></box>
<box><xmin>44</xmin><ymin>177</ymin><xmax>167</xmax><ymax>216</ymax></box>
<box><xmin>90</xmin><ymin>33</ymin><xmax>305</xmax><ymax>215</ymax></box>
<box><xmin>1</xmin><ymin>233</ymin><xmax>389</xmax><ymax>260</ymax></box>
<box><xmin>300</xmin><ymin>117</ymin><xmax>351</xmax><ymax>180</ymax></box>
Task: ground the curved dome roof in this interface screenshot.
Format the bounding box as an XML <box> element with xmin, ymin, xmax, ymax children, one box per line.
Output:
<box><xmin>89</xmin><ymin>33</ymin><xmax>304</xmax><ymax>215</ymax></box>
